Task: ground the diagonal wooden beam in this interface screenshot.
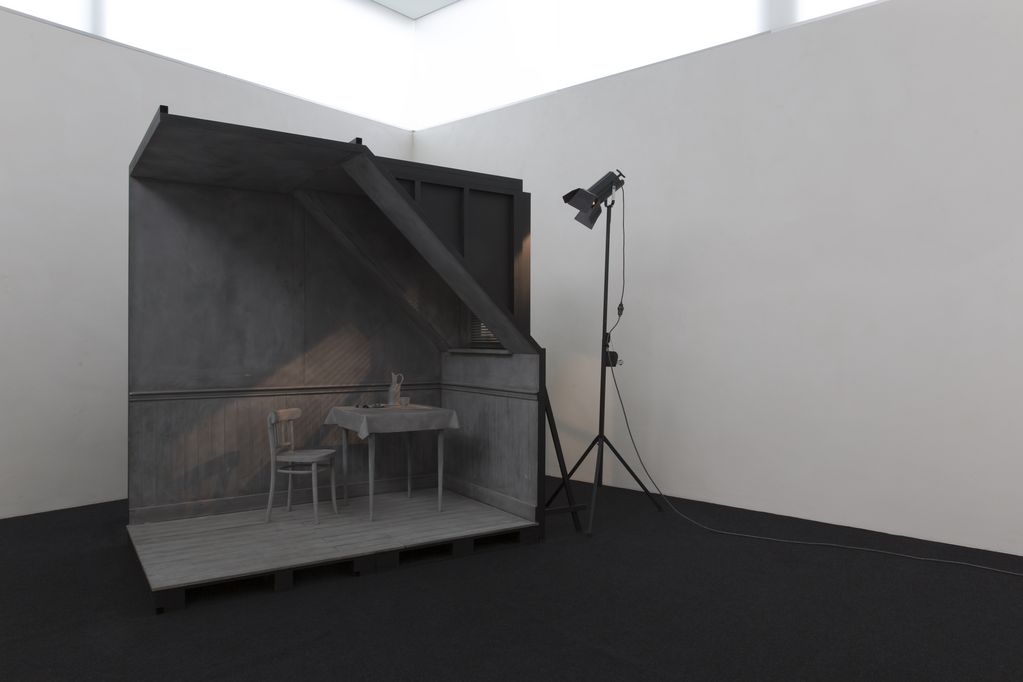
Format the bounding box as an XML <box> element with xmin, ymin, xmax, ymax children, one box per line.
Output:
<box><xmin>343</xmin><ymin>153</ymin><xmax>536</xmax><ymax>355</ymax></box>
<box><xmin>294</xmin><ymin>189</ymin><xmax>449</xmax><ymax>352</ymax></box>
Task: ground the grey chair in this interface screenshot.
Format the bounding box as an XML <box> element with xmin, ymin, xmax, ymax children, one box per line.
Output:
<box><xmin>265</xmin><ymin>408</ymin><xmax>338</xmax><ymax>524</ymax></box>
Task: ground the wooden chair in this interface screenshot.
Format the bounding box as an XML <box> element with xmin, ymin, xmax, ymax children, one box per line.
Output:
<box><xmin>265</xmin><ymin>408</ymin><xmax>338</xmax><ymax>524</ymax></box>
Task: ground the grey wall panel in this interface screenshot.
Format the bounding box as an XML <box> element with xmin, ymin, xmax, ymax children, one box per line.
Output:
<box><xmin>442</xmin><ymin>353</ymin><xmax>540</xmax><ymax>394</ymax></box>
<box><xmin>441</xmin><ymin>388</ymin><xmax>538</xmax><ymax>519</ymax></box>
<box><xmin>466</xmin><ymin>189</ymin><xmax>514</xmax><ymax>310</ymax></box>
<box><xmin>129</xmin><ymin>395</ymin><xmax>278</xmax><ymax>510</ymax></box>
<box><xmin>302</xmin><ymin>208</ymin><xmax>441</xmax><ymax>386</ymax></box>
<box><xmin>512</xmin><ymin>191</ymin><xmax>531</xmax><ymax>334</ymax></box>
<box><xmin>314</xmin><ymin>192</ymin><xmax>468</xmax><ymax>347</ymax></box>
<box><xmin>343</xmin><ymin>155</ymin><xmax>535</xmax><ymax>354</ymax></box>
<box><xmin>129</xmin><ymin>181</ymin><xmax>444</xmax><ymax>396</ymax></box>
<box><xmin>296</xmin><ymin>191</ymin><xmax>449</xmax><ymax>351</ymax></box>
<box><xmin>130</xmin><ymin>180</ymin><xmax>305</xmax><ymax>391</ymax></box>
<box><xmin>439</xmin><ymin>352</ymin><xmax>541</xmax><ymax>520</ymax></box>
<box><xmin>419</xmin><ymin>182</ymin><xmax>464</xmax><ymax>254</ymax></box>
<box><xmin>379</xmin><ymin>158</ymin><xmax>530</xmax><ymax>335</ymax></box>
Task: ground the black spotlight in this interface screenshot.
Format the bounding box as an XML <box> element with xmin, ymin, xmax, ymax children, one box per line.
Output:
<box><xmin>562</xmin><ymin>170</ymin><xmax>625</xmax><ymax>228</ymax></box>
<box><xmin>548</xmin><ymin>169</ymin><xmax>662</xmax><ymax>536</ymax></box>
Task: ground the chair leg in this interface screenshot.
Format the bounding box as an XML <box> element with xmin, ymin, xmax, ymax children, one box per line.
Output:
<box><xmin>369</xmin><ymin>435</ymin><xmax>376</xmax><ymax>522</ymax></box>
<box><xmin>341</xmin><ymin>433</ymin><xmax>348</xmax><ymax>506</ymax></box>
<box><xmin>286</xmin><ymin>473</ymin><xmax>293</xmax><ymax>512</ymax></box>
<box><xmin>330</xmin><ymin>459</ymin><xmax>338</xmax><ymax>515</ymax></box>
<box><xmin>312</xmin><ymin>464</ymin><xmax>319</xmax><ymax>525</ymax></box>
<box><xmin>265</xmin><ymin>466</ymin><xmax>276</xmax><ymax>522</ymax></box>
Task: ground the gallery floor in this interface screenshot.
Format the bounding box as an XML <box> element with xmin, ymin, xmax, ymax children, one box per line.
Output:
<box><xmin>3</xmin><ymin>478</ymin><xmax>1023</xmax><ymax>681</ymax></box>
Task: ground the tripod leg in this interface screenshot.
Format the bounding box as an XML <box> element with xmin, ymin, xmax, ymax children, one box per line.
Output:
<box><xmin>543</xmin><ymin>389</ymin><xmax>582</xmax><ymax>531</ymax></box>
<box><xmin>545</xmin><ymin>434</ymin><xmax>599</xmax><ymax>507</ymax></box>
<box><xmin>586</xmin><ymin>441</ymin><xmax>605</xmax><ymax>535</ymax></box>
<box><xmin>604</xmin><ymin>438</ymin><xmax>663</xmax><ymax>512</ymax></box>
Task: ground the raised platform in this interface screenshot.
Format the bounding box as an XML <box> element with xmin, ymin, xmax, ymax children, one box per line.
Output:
<box><xmin>128</xmin><ymin>490</ymin><xmax>536</xmax><ymax>609</ymax></box>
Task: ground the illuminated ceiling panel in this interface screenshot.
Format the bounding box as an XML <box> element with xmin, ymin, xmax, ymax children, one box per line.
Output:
<box><xmin>370</xmin><ymin>0</ymin><xmax>462</xmax><ymax>19</ymax></box>
<box><xmin>0</xmin><ymin>0</ymin><xmax>885</xmax><ymax>130</ymax></box>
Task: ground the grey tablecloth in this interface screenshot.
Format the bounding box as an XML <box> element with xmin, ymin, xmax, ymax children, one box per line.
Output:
<box><xmin>324</xmin><ymin>405</ymin><xmax>460</xmax><ymax>439</ymax></box>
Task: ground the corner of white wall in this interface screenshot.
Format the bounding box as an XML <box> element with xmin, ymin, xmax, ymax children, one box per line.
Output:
<box><xmin>0</xmin><ymin>8</ymin><xmax>413</xmax><ymax>519</ymax></box>
<box><xmin>411</xmin><ymin>0</ymin><xmax>1023</xmax><ymax>556</ymax></box>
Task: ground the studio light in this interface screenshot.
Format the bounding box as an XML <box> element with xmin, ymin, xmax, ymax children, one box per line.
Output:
<box><xmin>562</xmin><ymin>170</ymin><xmax>625</xmax><ymax>228</ymax></box>
<box><xmin>548</xmin><ymin>169</ymin><xmax>662</xmax><ymax>535</ymax></box>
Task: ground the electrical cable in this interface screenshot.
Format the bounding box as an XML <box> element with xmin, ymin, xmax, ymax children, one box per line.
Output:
<box><xmin>607</xmin><ymin>186</ymin><xmax>626</xmax><ymax>337</ymax></box>
<box><xmin>608</xmin><ymin>367</ymin><xmax>1023</xmax><ymax>579</ymax></box>
<box><xmin>600</xmin><ymin>186</ymin><xmax>1023</xmax><ymax>579</ymax></box>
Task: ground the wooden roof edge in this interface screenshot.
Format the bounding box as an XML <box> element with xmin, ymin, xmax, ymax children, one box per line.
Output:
<box><xmin>128</xmin><ymin>104</ymin><xmax>169</xmax><ymax>176</ymax></box>
<box><xmin>128</xmin><ymin>106</ymin><xmax>367</xmax><ymax>182</ymax></box>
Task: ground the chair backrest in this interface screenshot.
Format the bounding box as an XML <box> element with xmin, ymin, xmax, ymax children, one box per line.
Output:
<box><xmin>267</xmin><ymin>408</ymin><xmax>303</xmax><ymax>461</ymax></box>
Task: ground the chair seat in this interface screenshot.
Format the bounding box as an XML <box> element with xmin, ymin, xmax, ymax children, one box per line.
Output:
<box><xmin>277</xmin><ymin>448</ymin><xmax>336</xmax><ymax>465</ymax></box>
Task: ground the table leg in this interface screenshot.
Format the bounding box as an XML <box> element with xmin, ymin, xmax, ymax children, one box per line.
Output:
<box><xmin>369</xmin><ymin>434</ymin><xmax>375</xmax><ymax>521</ymax></box>
<box><xmin>341</xmin><ymin>429</ymin><xmax>348</xmax><ymax>506</ymax></box>
<box><xmin>311</xmin><ymin>463</ymin><xmax>319</xmax><ymax>525</ymax></box>
<box><xmin>407</xmin><ymin>448</ymin><xmax>411</xmax><ymax>498</ymax></box>
<box><xmin>437</xmin><ymin>431</ymin><xmax>444</xmax><ymax>512</ymax></box>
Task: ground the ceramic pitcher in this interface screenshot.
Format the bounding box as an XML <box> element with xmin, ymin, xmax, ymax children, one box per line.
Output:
<box><xmin>387</xmin><ymin>372</ymin><xmax>404</xmax><ymax>405</ymax></box>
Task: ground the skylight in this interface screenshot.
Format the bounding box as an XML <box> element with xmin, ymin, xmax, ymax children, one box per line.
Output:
<box><xmin>371</xmin><ymin>0</ymin><xmax>463</xmax><ymax>20</ymax></box>
<box><xmin>1</xmin><ymin>0</ymin><xmax>882</xmax><ymax>130</ymax></box>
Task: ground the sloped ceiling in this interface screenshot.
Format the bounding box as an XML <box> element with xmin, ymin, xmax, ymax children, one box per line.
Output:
<box><xmin>370</xmin><ymin>0</ymin><xmax>462</xmax><ymax>20</ymax></box>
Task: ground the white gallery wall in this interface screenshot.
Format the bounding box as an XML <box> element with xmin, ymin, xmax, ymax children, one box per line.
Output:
<box><xmin>4</xmin><ymin>0</ymin><xmax>1023</xmax><ymax>560</ymax></box>
<box><xmin>414</xmin><ymin>0</ymin><xmax>1023</xmax><ymax>555</ymax></box>
<box><xmin>0</xmin><ymin>8</ymin><xmax>411</xmax><ymax>519</ymax></box>
<box><xmin>0</xmin><ymin>0</ymin><xmax>417</xmax><ymax>127</ymax></box>
<box><xmin>412</xmin><ymin>0</ymin><xmax>765</xmax><ymax>129</ymax></box>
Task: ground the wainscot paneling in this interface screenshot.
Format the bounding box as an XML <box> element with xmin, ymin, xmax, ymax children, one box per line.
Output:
<box><xmin>129</xmin><ymin>388</ymin><xmax>443</xmax><ymax>523</ymax></box>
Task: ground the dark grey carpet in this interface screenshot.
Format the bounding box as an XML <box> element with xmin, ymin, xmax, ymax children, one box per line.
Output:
<box><xmin>2</xmin><ymin>478</ymin><xmax>1023</xmax><ymax>681</ymax></box>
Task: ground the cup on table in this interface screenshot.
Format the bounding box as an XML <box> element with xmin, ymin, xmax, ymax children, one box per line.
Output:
<box><xmin>399</xmin><ymin>397</ymin><xmax>411</xmax><ymax>407</ymax></box>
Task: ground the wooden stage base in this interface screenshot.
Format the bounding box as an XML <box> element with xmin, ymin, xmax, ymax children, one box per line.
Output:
<box><xmin>128</xmin><ymin>490</ymin><xmax>537</xmax><ymax>611</ymax></box>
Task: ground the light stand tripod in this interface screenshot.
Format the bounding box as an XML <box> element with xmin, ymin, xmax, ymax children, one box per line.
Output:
<box><xmin>545</xmin><ymin>193</ymin><xmax>662</xmax><ymax>535</ymax></box>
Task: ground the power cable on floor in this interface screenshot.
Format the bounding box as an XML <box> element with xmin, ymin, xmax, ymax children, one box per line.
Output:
<box><xmin>608</xmin><ymin>366</ymin><xmax>1023</xmax><ymax>579</ymax></box>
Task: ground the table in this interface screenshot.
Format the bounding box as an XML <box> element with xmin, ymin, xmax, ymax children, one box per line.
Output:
<box><xmin>324</xmin><ymin>405</ymin><xmax>460</xmax><ymax>521</ymax></box>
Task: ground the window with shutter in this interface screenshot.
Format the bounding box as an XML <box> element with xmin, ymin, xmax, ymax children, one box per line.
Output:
<box><xmin>469</xmin><ymin>314</ymin><xmax>502</xmax><ymax>349</ymax></box>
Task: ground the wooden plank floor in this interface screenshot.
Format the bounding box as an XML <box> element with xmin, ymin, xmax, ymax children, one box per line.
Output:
<box><xmin>128</xmin><ymin>491</ymin><xmax>534</xmax><ymax>591</ymax></box>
